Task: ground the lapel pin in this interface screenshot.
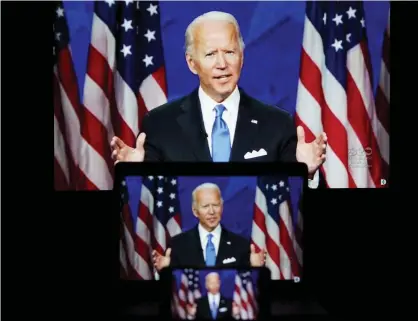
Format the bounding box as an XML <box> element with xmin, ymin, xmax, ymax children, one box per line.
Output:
<box><xmin>226</xmin><ymin>241</ymin><xmax>231</xmax><ymax>245</ymax></box>
<box><xmin>251</xmin><ymin>119</ymin><xmax>258</xmax><ymax>124</ymax></box>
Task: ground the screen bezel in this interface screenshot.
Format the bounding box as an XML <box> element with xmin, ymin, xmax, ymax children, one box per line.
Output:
<box><xmin>159</xmin><ymin>266</ymin><xmax>271</xmax><ymax>321</ymax></box>
<box><xmin>116</xmin><ymin>162</ymin><xmax>310</xmax><ymax>303</ymax></box>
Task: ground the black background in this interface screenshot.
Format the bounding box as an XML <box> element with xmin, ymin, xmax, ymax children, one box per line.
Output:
<box><xmin>1</xmin><ymin>1</ymin><xmax>410</xmax><ymax>319</ymax></box>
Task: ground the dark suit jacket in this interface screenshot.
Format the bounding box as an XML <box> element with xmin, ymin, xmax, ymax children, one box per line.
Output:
<box><xmin>167</xmin><ymin>225</ymin><xmax>250</xmax><ymax>267</ymax></box>
<box><xmin>140</xmin><ymin>87</ymin><xmax>297</xmax><ymax>163</ymax></box>
<box><xmin>195</xmin><ymin>294</ymin><xmax>233</xmax><ymax>320</ymax></box>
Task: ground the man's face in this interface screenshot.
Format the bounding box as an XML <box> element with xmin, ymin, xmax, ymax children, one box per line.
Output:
<box><xmin>192</xmin><ymin>187</ymin><xmax>223</xmax><ymax>231</ymax></box>
<box><xmin>186</xmin><ymin>20</ymin><xmax>243</xmax><ymax>103</ymax></box>
<box><xmin>206</xmin><ymin>273</ymin><xmax>221</xmax><ymax>294</ymax></box>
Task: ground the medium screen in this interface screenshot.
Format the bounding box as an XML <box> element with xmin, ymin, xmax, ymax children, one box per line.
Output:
<box><xmin>119</xmin><ymin>175</ymin><xmax>304</xmax><ymax>281</ymax></box>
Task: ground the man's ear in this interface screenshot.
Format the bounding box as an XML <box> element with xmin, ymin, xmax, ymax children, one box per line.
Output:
<box><xmin>192</xmin><ymin>205</ymin><xmax>200</xmax><ymax>218</ymax></box>
<box><xmin>186</xmin><ymin>53</ymin><xmax>198</xmax><ymax>75</ymax></box>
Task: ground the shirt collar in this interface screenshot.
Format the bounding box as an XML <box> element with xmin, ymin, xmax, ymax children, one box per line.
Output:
<box><xmin>198</xmin><ymin>86</ymin><xmax>240</xmax><ymax>114</ymax></box>
<box><xmin>198</xmin><ymin>223</ymin><xmax>222</xmax><ymax>240</ymax></box>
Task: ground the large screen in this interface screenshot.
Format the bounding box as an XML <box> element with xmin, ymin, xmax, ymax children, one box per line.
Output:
<box><xmin>119</xmin><ymin>174</ymin><xmax>304</xmax><ymax>282</ymax></box>
<box><xmin>55</xmin><ymin>1</ymin><xmax>390</xmax><ymax>191</ymax></box>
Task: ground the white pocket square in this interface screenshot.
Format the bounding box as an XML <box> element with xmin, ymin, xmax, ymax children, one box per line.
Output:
<box><xmin>222</xmin><ymin>257</ymin><xmax>236</xmax><ymax>264</ymax></box>
<box><xmin>244</xmin><ymin>148</ymin><xmax>267</xmax><ymax>159</ymax></box>
<box><xmin>219</xmin><ymin>307</ymin><xmax>228</xmax><ymax>312</ymax></box>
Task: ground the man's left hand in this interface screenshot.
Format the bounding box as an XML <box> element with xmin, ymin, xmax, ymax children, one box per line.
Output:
<box><xmin>296</xmin><ymin>126</ymin><xmax>327</xmax><ymax>177</ymax></box>
<box><xmin>250</xmin><ymin>244</ymin><xmax>267</xmax><ymax>267</ymax></box>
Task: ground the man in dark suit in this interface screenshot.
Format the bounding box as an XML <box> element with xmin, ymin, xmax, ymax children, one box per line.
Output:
<box><xmin>110</xmin><ymin>11</ymin><xmax>327</xmax><ymax>187</ymax></box>
<box><xmin>152</xmin><ymin>183</ymin><xmax>265</xmax><ymax>271</ymax></box>
<box><xmin>187</xmin><ymin>272</ymin><xmax>239</xmax><ymax>320</ymax></box>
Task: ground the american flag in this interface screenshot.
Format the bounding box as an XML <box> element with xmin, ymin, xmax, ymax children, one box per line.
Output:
<box><xmin>233</xmin><ymin>271</ymin><xmax>258</xmax><ymax>320</ymax></box>
<box><xmin>53</xmin><ymin>1</ymin><xmax>84</xmax><ymax>190</ymax></box>
<box><xmin>295</xmin><ymin>1</ymin><xmax>389</xmax><ymax>188</ymax></box>
<box><xmin>175</xmin><ymin>269</ymin><xmax>202</xmax><ymax>319</ymax></box>
<box><xmin>251</xmin><ymin>176</ymin><xmax>301</xmax><ymax>280</ymax></box>
<box><xmin>56</xmin><ymin>0</ymin><xmax>167</xmax><ymax>190</ymax></box>
<box><xmin>374</xmin><ymin>9</ymin><xmax>390</xmax><ymax>186</ymax></box>
<box><xmin>120</xmin><ymin>176</ymin><xmax>182</xmax><ymax>279</ymax></box>
<box><xmin>119</xmin><ymin>178</ymin><xmax>148</xmax><ymax>279</ymax></box>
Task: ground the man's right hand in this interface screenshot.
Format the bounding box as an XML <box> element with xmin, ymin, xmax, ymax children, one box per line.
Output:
<box><xmin>152</xmin><ymin>248</ymin><xmax>171</xmax><ymax>271</ymax></box>
<box><xmin>110</xmin><ymin>133</ymin><xmax>146</xmax><ymax>164</ymax></box>
<box><xmin>186</xmin><ymin>303</ymin><xmax>197</xmax><ymax>317</ymax></box>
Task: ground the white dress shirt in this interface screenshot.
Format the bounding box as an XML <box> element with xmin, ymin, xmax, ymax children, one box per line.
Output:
<box><xmin>207</xmin><ymin>292</ymin><xmax>220</xmax><ymax>310</ymax></box>
<box><xmin>198</xmin><ymin>86</ymin><xmax>240</xmax><ymax>156</ymax></box>
<box><xmin>197</xmin><ymin>85</ymin><xmax>319</xmax><ymax>189</ymax></box>
<box><xmin>198</xmin><ymin>223</ymin><xmax>222</xmax><ymax>261</ymax></box>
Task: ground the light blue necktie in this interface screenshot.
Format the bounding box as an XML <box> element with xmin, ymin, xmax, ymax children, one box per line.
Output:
<box><xmin>211</xmin><ymin>104</ymin><xmax>231</xmax><ymax>162</ymax></box>
<box><xmin>211</xmin><ymin>297</ymin><xmax>218</xmax><ymax>319</ymax></box>
<box><xmin>205</xmin><ymin>234</ymin><xmax>216</xmax><ymax>266</ymax></box>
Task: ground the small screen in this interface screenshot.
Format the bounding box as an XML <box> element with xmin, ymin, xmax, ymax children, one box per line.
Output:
<box><xmin>171</xmin><ymin>268</ymin><xmax>260</xmax><ymax>320</ymax></box>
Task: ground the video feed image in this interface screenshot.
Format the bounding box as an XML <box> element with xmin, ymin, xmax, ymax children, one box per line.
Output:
<box><xmin>54</xmin><ymin>1</ymin><xmax>390</xmax><ymax>191</ymax></box>
<box><xmin>120</xmin><ymin>175</ymin><xmax>303</xmax><ymax>281</ymax></box>
<box><xmin>171</xmin><ymin>268</ymin><xmax>259</xmax><ymax>320</ymax></box>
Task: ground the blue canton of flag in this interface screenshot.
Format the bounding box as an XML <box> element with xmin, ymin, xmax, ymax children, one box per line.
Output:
<box><xmin>136</xmin><ymin>1</ymin><xmax>165</xmax><ymax>87</ymax></box>
<box><xmin>142</xmin><ymin>176</ymin><xmax>181</xmax><ymax>228</ymax></box>
<box><xmin>306</xmin><ymin>1</ymin><xmax>370</xmax><ymax>90</ymax></box>
<box><xmin>256</xmin><ymin>176</ymin><xmax>291</xmax><ymax>221</ymax></box>
<box><xmin>94</xmin><ymin>0</ymin><xmax>142</xmax><ymax>107</ymax></box>
<box><xmin>53</xmin><ymin>2</ymin><xmax>70</xmax><ymax>66</ymax></box>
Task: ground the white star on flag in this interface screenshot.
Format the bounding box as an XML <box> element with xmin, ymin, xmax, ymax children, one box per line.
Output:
<box><xmin>346</xmin><ymin>33</ymin><xmax>351</xmax><ymax>42</ymax></box>
<box><xmin>347</xmin><ymin>7</ymin><xmax>356</xmax><ymax>19</ymax></box>
<box><xmin>331</xmin><ymin>39</ymin><xmax>343</xmax><ymax>52</ymax></box>
<box><xmin>104</xmin><ymin>0</ymin><xmax>115</xmax><ymax>7</ymax></box>
<box><xmin>121</xmin><ymin>19</ymin><xmax>133</xmax><ymax>32</ymax></box>
<box><xmin>171</xmin><ymin>179</ymin><xmax>177</xmax><ymax>185</ymax></box>
<box><xmin>332</xmin><ymin>13</ymin><xmax>343</xmax><ymax>26</ymax></box>
<box><xmin>147</xmin><ymin>3</ymin><xmax>158</xmax><ymax>16</ymax></box>
<box><xmin>157</xmin><ymin>187</ymin><xmax>163</xmax><ymax>194</ymax></box>
<box><xmin>144</xmin><ymin>29</ymin><xmax>156</xmax><ymax>42</ymax></box>
<box><xmin>170</xmin><ymin>193</ymin><xmax>176</xmax><ymax>199</ymax></box>
<box><xmin>56</xmin><ymin>7</ymin><xmax>64</xmax><ymax>18</ymax></box>
<box><xmin>121</xmin><ymin>44</ymin><xmax>132</xmax><ymax>57</ymax></box>
<box><xmin>157</xmin><ymin>201</ymin><xmax>163</xmax><ymax>208</ymax></box>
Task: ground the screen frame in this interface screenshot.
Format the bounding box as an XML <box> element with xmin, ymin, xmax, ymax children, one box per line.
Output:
<box><xmin>116</xmin><ymin>162</ymin><xmax>310</xmax><ymax>303</ymax></box>
<box><xmin>159</xmin><ymin>266</ymin><xmax>271</xmax><ymax>321</ymax></box>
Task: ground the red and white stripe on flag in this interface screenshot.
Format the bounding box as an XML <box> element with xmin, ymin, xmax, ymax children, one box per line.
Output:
<box><xmin>251</xmin><ymin>178</ymin><xmax>301</xmax><ymax>280</ymax></box>
<box><xmin>55</xmin><ymin>1</ymin><xmax>168</xmax><ymax>190</ymax></box>
<box><xmin>295</xmin><ymin>2</ymin><xmax>389</xmax><ymax>188</ymax></box>
<box><xmin>233</xmin><ymin>272</ymin><xmax>258</xmax><ymax>320</ymax></box>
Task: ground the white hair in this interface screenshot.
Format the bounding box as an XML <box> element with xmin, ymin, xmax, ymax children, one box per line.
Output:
<box><xmin>206</xmin><ymin>272</ymin><xmax>220</xmax><ymax>281</ymax></box>
<box><xmin>192</xmin><ymin>182</ymin><xmax>223</xmax><ymax>208</ymax></box>
<box><xmin>184</xmin><ymin>11</ymin><xmax>245</xmax><ymax>55</ymax></box>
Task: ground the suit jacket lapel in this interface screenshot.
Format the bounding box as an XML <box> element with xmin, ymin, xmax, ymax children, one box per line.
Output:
<box><xmin>176</xmin><ymin>89</ymin><xmax>212</xmax><ymax>161</ymax></box>
<box><xmin>192</xmin><ymin>226</ymin><xmax>206</xmax><ymax>266</ymax></box>
<box><xmin>230</xmin><ymin>89</ymin><xmax>260</xmax><ymax>161</ymax></box>
<box><xmin>216</xmin><ymin>227</ymin><xmax>229</xmax><ymax>265</ymax></box>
